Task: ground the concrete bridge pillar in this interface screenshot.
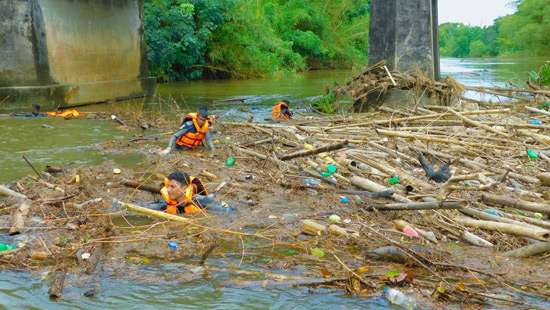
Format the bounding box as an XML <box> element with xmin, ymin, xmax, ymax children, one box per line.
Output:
<box><xmin>368</xmin><ymin>0</ymin><xmax>439</xmax><ymax>79</ymax></box>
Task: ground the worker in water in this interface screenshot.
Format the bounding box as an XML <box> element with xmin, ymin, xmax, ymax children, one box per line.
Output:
<box><xmin>159</xmin><ymin>106</ymin><xmax>215</xmax><ymax>156</ymax></box>
<box><xmin>272</xmin><ymin>100</ymin><xmax>292</xmax><ymax>121</ymax></box>
<box><xmin>10</xmin><ymin>103</ymin><xmax>46</xmax><ymax>118</ymax></box>
<box><xmin>160</xmin><ymin>171</ymin><xmax>208</xmax><ymax>215</ymax></box>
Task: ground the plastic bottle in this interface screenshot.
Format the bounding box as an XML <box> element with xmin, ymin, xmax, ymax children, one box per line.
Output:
<box><xmin>383</xmin><ymin>287</ymin><xmax>416</xmax><ymax>310</ymax></box>
<box><xmin>388</xmin><ymin>175</ymin><xmax>400</xmax><ymax>185</ymax></box>
<box><xmin>0</xmin><ymin>244</ymin><xmax>16</xmax><ymax>252</ymax></box>
<box><xmin>339</xmin><ymin>196</ymin><xmax>350</xmax><ymax>204</ymax></box>
<box><xmin>225</xmin><ymin>156</ymin><xmax>236</xmax><ymax>167</ymax></box>
<box><xmin>529</xmin><ymin>118</ymin><xmax>542</xmax><ymax>126</ymax></box>
<box><xmin>303</xmin><ymin>178</ymin><xmax>321</xmax><ymax>188</ymax></box>
<box><xmin>168</xmin><ymin>241</ymin><xmax>179</xmax><ymax>251</ymax></box>
<box><xmin>527</xmin><ymin>149</ymin><xmax>539</xmax><ymax>160</ymax></box>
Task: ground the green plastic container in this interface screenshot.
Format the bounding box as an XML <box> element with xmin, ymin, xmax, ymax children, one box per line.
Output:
<box><xmin>527</xmin><ymin>149</ymin><xmax>539</xmax><ymax>160</ymax></box>
<box><xmin>225</xmin><ymin>156</ymin><xmax>236</xmax><ymax>167</ymax></box>
<box><xmin>388</xmin><ymin>175</ymin><xmax>400</xmax><ymax>185</ymax></box>
<box><xmin>0</xmin><ymin>244</ymin><xmax>16</xmax><ymax>252</ymax></box>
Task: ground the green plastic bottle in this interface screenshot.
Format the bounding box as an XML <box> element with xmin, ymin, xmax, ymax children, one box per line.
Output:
<box><xmin>320</xmin><ymin>164</ymin><xmax>337</xmax><ymax>177</ymax></box>
<box><xmin>388</xmin><ymin>175</ymin><xmax>400</xmax><ymax>185</ymax></box>
<box><xmin>527</xmin><ymin>149</ymin><xmax>539</xmax><ymax>160</ymax></box>
<box><xmin>0</xmin><ymin>244</ymin><xmax>16</xmax><ymax>252</ymax></box>
<box><xmin>225</xmin><ymin>156</ymin><xmax>236</xmax><ymax>167</ymax></box>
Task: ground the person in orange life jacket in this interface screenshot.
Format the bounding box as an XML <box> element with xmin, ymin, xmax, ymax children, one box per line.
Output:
<box><xmin>160</xmin><ymin>171</ymin><xmax>208</xmax><ymax>215</ymax></box>
<box><xmin>159</xmin><ymin>106</ymin><xmax>215</xmax><ymax>156</ymax></box>
<box><xmin>272</xmin><ymin>100</ymin><xmax>292</xmax><ymax>121</ymax></box>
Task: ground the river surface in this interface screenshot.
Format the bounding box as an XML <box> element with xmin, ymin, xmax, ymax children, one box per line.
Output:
<box><xmin>0</xmin><ymin>57</ymin><xmax>549</xmax><ymax>309</ymax></box>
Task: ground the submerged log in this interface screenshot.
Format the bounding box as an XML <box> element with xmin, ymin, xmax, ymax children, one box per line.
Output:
<box><xmin>49</xmin><ymin>268</ymin><xmax>67</xmax><ymax>299</ymax></box>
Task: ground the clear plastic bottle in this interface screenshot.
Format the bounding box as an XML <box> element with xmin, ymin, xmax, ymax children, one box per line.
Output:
<box><xmin>384</xmin><ymin>287</ymin><xmax>416</xmax><ymax>310</ymax></box>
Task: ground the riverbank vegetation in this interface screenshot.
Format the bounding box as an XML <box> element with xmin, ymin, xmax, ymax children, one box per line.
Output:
<box><xmin>440</xmin><ymin>0</ymin><xmax>549</xmax><ymax>58</ymax></box>
<box><xmin>144</xmin><ymin>0</ymin><xmax>370</xmax><ymax>81</ymax></box>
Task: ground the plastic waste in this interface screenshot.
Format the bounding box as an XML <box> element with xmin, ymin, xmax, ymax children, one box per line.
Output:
<box><xmin>527</xmin><ymin>149</ymin><xmax>539</xmax><ymax>160</ymax></box>
<box><xmin>320</xmin><ymin>164</ymin><xmax>337</xmax><ymax>177</ymax></box>
<box><xmin>225</xmin><ymin>156</ymin><xmax>236</xmax><ymax>167</ymax></box>
<box><xmin>168</xmin><ymin>241</ymin><xmax>179</xmax><ymax>251</ymax></box>
<box><xmin>303</xmin><ymin>178</ymin><xmax>321</xmax><ymax>188</ymax></box>
<box><xmin>383</xmin><ymin>287</ymin><xmax>416</xmax><ymax>310</ymax></box>
<box><xmin>0</xmin><ymin>244</ymin><xmax>16</xmax><ymax>252</ymax></box>
<box><xmin>388</xmin><ymin>175</ymin><xmax>400</xmax><ymax>185</ymax></box>
<box><xmin>402</xmin><ymin>226</ymin><xmax>420</xmax><ymax>238</ymax></box>
<box><xmin>339</xmin><ymin>196</ymin><xmax>350</xmax><ymax>204</ymax></box>
<box><xmin>529</xmin><ymin>118</ymin><xmax>542</xmax><ymax>126</ymax></box>
<box><xmin>311</xmin><ymin>248</ymin><xmax>325</xmax><ymax>258</ymax></box>
<box><xmin>329</xmin><ymin>214</ymin><xmax>342</xmax><ymax>224</ymax></box>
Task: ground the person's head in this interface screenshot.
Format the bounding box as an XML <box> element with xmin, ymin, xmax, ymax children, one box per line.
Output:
<box><xmin>281</xmin><ymin>99</ymin><xmax>290</xmax><ymax>106</ymax></box>
<box><xmin>32</xmin><ymin>104</ymin><xmax>41</xmax><ymax>114</ymax></box>
<box><xmin>165</xmin><ymin>171</ymin><xmax>191</xmax><ymax>200</ymax></box>
<box><xmin>198</xmin><ymin>106</ymin><xmax>209</xmax><ymax>125</ymax></box>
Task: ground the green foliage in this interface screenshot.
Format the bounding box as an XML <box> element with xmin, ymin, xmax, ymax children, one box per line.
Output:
<box><xmin>143</xmin><ymin>0</ymin><xmax>229</xmax><ymax>81</ymax></box>
<box><xmin>314</xmin><ymin>89</ymin><xmax>337</xmax><ymax>114</ymax></box>
<box><xmin>529</xmin><ymin>63</ymin><xmax>550</xmax><ymax>86</ymax></box>
<box><xmin>144</xmin><ymin>0</ymin><xmax>370</xmax><ymax>80</ymax></box>
<box><xmin>439</xmin><ymin>0</ymin><xmax>550</xmax><ymax>58</ymax></box>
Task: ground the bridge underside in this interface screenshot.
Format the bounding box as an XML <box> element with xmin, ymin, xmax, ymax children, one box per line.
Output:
<box><xmin>0</xmin><ymin>0</ymin><xmax>155</xmax><ymax>108</ymax></box>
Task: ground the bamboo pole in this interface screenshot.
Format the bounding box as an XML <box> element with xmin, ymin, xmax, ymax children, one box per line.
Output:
<box><xmin>0</xmin><ymin>185</ymin><xmax>28</xmax><ymax>200</ymax></box>
<box><xmin>482</xmin><ymin>193</ymin><xmax>550</xmax><ymax>215</ymax></box>
<box><xmin>447</xmin><ymin>108</ymin><xmax>510</xmax><ymax>138</ymax></box>
<box><xmin>279</xmin><ymin>141</ymin><xmax>349</xmax><ymax>161</ymax></box>
<box><xmin>369</xmin><ymin>201</ymin><xmax>462</xmax><ymax>211</ymax></box>
<box><xmin>350</xmin><ymin>176</ymin><xmax>410</xmax><ymax>202</ymax></box>
<box><xmin>455</xmin><ymin>217</ymin><xmax>550</xmax><ymax>241</ymax></box>
<box><xmin>117</xmin><ymin>200</ymin><xmax>192</xmax><ymax>223</ymax></box>
<box><xmin>505</xmin><ymin>242</ymin><xmax>550</xmax><ymax>258</ymax></box>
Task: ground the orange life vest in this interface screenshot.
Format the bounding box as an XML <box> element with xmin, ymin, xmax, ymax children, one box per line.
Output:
<box><xmin>176</xmin><ymin>113</ymin><xmax>209</xmax><ymax>148</ymax></box>
<box><xmin>160</xmin><ymin>177</ymin><xmax>207</xmax><ymax>215</ymax></box>
<box><xmin>272</xmin><ymin>102</ymin><xmax>290</xmax><ymax>121</ymax></box>
<box><xmin>46</xmin><ymin>109</ymin><xmax>83</xmax><ymax>118</ymax></box>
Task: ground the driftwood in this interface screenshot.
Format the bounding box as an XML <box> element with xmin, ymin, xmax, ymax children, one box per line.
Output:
<box><xmin>456</xmin><ymin>217</ymin><xmax>550</xmax><ymax>241</ymax></box>
<box><xmin>49</xmin><ymin>267</ymin><xmax>67</xmax><ymax>299</ymax></box>
<box><xmin>9</xmin><ymin>199</ymin><xmax>31</xmax><ymax>235</ymax></box>
<box><xmin>122</xmin><ymin>180</ymin><xmax>161</xmax><ymax>194</ymax></box>
<box><xmin>338</xmin><ymin>189</ymin><xmax>395</xmax><ymax>199</ymax></box>
<box><xmin>481</xmin><ymin>193</ymin><xmax>550</xmax><ymax>215</ymax></box>
<box><xmin>505</xmin><ymin>241</ymin><xmax>550</xmax><ymax>258</ymax></box>
<box><xmin>448</xmin><ymin>108</ymin><xmax>509</xmax><ymax>138</ymax></box>
<box><xmin>279</xmin><ymin>141</ymin><xmax>349</xmax><ymax>161</ymax></box>
<box><xmin>460</xmin><ymin>207</ymin><xmax>541</xmax><ymax>230</ymax></box>
<box><xmin>526</xmin><ymin>106</ymin><xmax>550</xmax><ymax>117</ymax></box>
<box><xmin>368</xmin><ymin>201</ymin><xmax>462</xmax><ymax>211</ymax></box>
<box><xmin>0</xmin><ymin>185</ymin><xmax>28</xmax><ymax>200</ymax></box>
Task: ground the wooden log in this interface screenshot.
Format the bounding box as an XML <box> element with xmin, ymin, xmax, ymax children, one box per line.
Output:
<box><xmin>122</xmin><ymin>180</ymin><xmax>161</xmax><ymax>194</ymax></box>
<box><xmin>0</xmin><ymin>185</ymin><xmax>28</xmax><ymax>200</ymax></box>
<box><xmin>455</xmin><ymin>217</ymin><xmax>550</xmax><ymax>241</ymax></box>
<box><xmin>368</xmin><ymin>201</ymin><xmax>462</xmax><ymax>211</ymax></box>
<box><xmin>302</xmin><ymin>220</ymin><xmax>326</xmax><ymax>236</ymax></box>
<box><xmin>9</xmin><ymin>199</ymin><xmax>31</xmax><ymax>235</ymax></box>
<box><xmin>49</xmin><ymin>268</ymin><xmax>67</xmax><ymax>299</ymax></box>
<box><xmin>447</xmin><ymin>108</ymin><xmax>510</xmax><ymax>138</ymax></box>
<box><xmin>500</xmin><ymin>211</ymin><xmax>550</xmax><ymax>230</ymax></box>
<box><xmin>75</xmin><ymin>198</ymin><xmax>103</xmax><ymax>209</ymax></box>
<box><xmin>279</xmin><ymin>141</ymin><xmax>349</xmax><ymax>161</ymax></box>
<box><xmin>505</xmin><ymin>241</ymin><xmax>550</xmax><ymax>258</ymax></box>
<box><xmin>482</xmin><ymin>193</ymin><xmax>550</xmax><ymax>215</ymax></box>
<box><xmin>350</xmin><ymin>176</ymin><xmax>410</xmax><ymax>202</ymax></box>
<box><xmin>116</xmin><ymin>200</ymin><xmax>192</xmax><ymax>223</ymax></box>
<box><xmin>517</xmin><ymin>129</ymin><xmax>550</xmax><ymax>145</ymax></box>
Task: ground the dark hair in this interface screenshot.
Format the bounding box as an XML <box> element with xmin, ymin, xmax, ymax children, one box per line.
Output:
<box><xmin>167</xmin><ymin>171</ymin><xmax>190</xmax><ymax>186</ymax></box>
<box><xmin>281</xmin><ymin>99</ymin><xmax>290</xmax><ymax>105</ymax></box>
<box><xmin>32</xmin><ymin>104</ymin><xmax>41</xmax><ymax>111</ymax></box>
<box><xmin>198</xmin><ymin>106</ymin><xmax>209</xmax><ymax>117</ymax></box>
